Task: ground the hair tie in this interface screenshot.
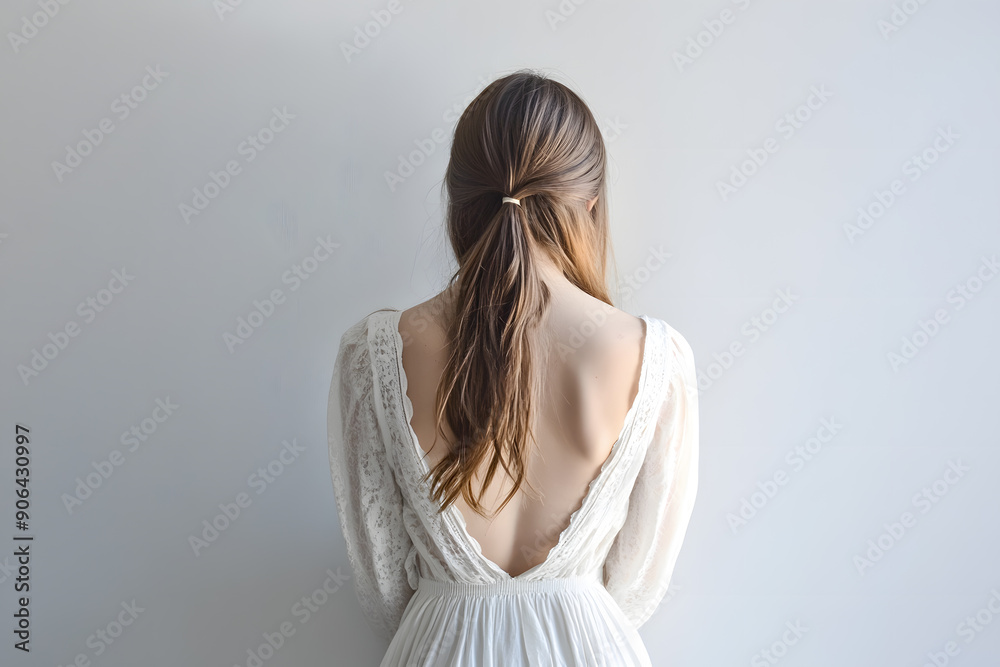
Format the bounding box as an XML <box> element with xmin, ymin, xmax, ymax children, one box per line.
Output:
<box><xmin>501</xmin><ymin>196</ymin><xmax>521</xmax><ymax>206</ymax></box>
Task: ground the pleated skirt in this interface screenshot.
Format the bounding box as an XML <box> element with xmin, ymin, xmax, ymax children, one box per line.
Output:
<box><xmin>380</xmin><ymin>572</ymin><xmax>652</xmax><ymax>667</ymax></box>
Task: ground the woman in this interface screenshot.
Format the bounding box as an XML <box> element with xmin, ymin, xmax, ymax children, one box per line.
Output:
<box><xmin>327</xmin><ymin>69</ymin><xmax>699</xmax><ymax>666</ymax></box>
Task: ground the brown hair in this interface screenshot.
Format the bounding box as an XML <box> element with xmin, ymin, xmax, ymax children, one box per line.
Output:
<box><xmin>424</xmin><ymin>69</ymin><xmax>616</xmax><ymax>519</ymax></box>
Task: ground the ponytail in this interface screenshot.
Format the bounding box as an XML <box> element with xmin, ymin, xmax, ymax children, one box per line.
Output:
<box><xmin>425</xmin><ymin>193</ymin><xmax>549</xmax><ymax>517</ymax></box>
<box><xmin>424</xmin><ymin>69</ymin><xmax>613</xmax><ymax>519</ymax></box>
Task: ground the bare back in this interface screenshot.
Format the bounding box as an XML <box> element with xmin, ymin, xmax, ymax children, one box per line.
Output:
<box><xmin>398</xmin><ymin>287</ymin><xmax>646</xmax><ymax>578</ymax></box>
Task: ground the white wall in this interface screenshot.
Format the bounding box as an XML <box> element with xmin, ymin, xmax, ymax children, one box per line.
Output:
<box><xmin>1</xmin><ymin>0</ymin><xmax>998</xmax><ymax>665</ymax></box>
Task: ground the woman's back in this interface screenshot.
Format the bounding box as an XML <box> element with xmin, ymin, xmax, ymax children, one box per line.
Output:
<box><xmin>326</xmin><ymin>70</ymin><xmax>698</xmax><ymax>665</ymax></box>
<box><xmin>399</xmin><ymin>274</ymin><xmax>646</xmax><ymax>578</ymax></box>
<box><xmin>328</xmin><ymin>302</ymin><xmax>697</xmax><ymax>665</ymax></box>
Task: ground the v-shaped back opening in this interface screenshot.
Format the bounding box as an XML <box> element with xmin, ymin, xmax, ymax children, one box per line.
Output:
<box><xmin>387</xmin><ymin>308</ymin><xmax>652</xmax><ymax>580</ymax></box>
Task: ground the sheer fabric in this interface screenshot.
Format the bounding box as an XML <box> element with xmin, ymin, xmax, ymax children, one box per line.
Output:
<box><xmin>327</xmin><ymin>308</ymin><xmax>698</xmax><ymax>665</ymax></box>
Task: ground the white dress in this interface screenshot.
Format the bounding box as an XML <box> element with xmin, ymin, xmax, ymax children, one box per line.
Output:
<box><xmin>327</xmin><ymin>308</ymin><xmax>699</xmax><ymax>666</ymax></box>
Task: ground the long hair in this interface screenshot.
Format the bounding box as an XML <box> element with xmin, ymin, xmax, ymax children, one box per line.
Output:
<box><xmin>424</xmin><ymin>69</ymin><xmax>615</xmax><ymax>519</ymax></box>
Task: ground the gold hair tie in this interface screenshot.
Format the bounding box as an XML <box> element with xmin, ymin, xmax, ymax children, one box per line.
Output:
<box><xmin>501</xmin><ymin>196</ymin><xmax>520</xmax><ymax>206</ymax></box>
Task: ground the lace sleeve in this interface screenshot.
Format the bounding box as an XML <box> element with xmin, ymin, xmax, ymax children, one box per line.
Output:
<box><xmin>327</xmin><ymin>317</ymin><xmax>416</xmax><ymax>642</ymax></box>
<box><xmin>602</xmin><ymin>325</ymin><xmax>700</xmax><ymax>630</ymax></box>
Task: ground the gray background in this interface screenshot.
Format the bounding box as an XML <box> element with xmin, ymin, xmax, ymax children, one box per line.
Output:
<box><xmin>1</xmin><ymin>0</ymin><xmax>999</xmax><ymax>665</ymax></box>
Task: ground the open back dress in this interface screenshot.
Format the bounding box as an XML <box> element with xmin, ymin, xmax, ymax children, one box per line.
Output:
<box><xmin>327</xmin><ymin>308</ymin><xmax>699</xmax><ymax>666</ymax></box>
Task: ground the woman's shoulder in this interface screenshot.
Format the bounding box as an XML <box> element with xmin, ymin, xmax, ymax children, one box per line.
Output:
<box><xmin>637</xmin><ymin>312</ymin><xmax>692</xmax><ymax>353</ymax></box>
<box><xmin>640</xmin><ymin>315</ymin><xmax>698</xmax><ymax>399</ymax></box>
<box><xmin>335</xmin><ymin>308</ymin><xmax>402</xmax><ymax>360</ymax></box>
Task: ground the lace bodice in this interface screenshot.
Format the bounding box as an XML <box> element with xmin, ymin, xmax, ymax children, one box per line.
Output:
<box><xmin>327</xmin><ymin>308</ymin><xmax>699</xmax><ymax>642</ymax></box>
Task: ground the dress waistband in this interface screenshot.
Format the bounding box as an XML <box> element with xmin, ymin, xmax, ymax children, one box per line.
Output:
<box><xmin>418</xmin><ymin>570</ymin><xmax>603</xmax><ymax>598</ymax></box>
